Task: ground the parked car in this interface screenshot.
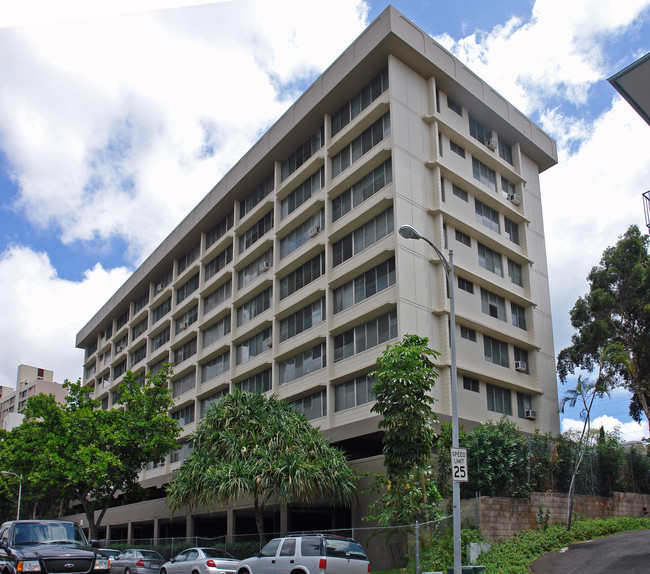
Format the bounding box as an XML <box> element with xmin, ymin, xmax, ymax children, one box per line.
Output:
<box><xmin>161</xmin><ymin>547</ymin><xmax>238</xmax><ymax>574</ymax></box>
<box><xmin>110</xmin><ymin>549</ymin><xmax>165</xmax><ymax>574</ymax></box>
<box><xmin>0</xmin><ymin>519</ymin><xmax>110</xmax><ymax>574</ymax></box>
<box><xmin>237</xmin><ymin>534</ymin><xmax>369</xmax><ymax>574</ymax></box>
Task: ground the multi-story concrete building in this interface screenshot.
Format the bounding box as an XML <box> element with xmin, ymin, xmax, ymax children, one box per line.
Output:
<box><xmin>1</xmin><ymin>365</ymin><xmax>66</xmax><ymax>430</ymax></box>
<box><xmin>74</xmin><ymin>6</ymin><xmax>559</xmax><ymax>542</ymax></box>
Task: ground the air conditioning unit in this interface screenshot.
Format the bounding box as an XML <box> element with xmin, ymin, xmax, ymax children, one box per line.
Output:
<box><xmin>510</xmin><ymin>193</ymin><xmax>522</xmax><ymax>206</ymax></box>
<box><xmin>156</xmin><ymin>283</ymin><xmax>164</xmax><ymax>293</ymax></box>
<box><xmin>116</xmin><ymin>345</ymin><xmax>125</xmax><ymax>353</ymax></box>
<box><xmin>308</xmin><ymin>225</ymin><xmax>320</xmax><ymax>238</ymax></box>
<box><xmin>180</xmin><ymin>321</ymin><xmax>189</xmax><ymax>331</ymax></box>
<box><xmin>486</xmin><ymin>137</ymin><xmax>498</xmax><ymax>151</ymax></box>
<box><xmin>515</xmin><ymin>360</ymin><xmax>528</xmax><ymax>372</ymax></box>
<box><xmin>259</xmin><ymin>260</ymin><xmax>270</xmax><ymax>272</ymax></box>
<box><xmin>525</xmin><ymin>409</ymin><xmax>537</xmax><ymax>420</ymax></box>
<box><xmin>263</xmin><ymin>338</ymin><xmax>273</xmax><ymax>348</ymax></box>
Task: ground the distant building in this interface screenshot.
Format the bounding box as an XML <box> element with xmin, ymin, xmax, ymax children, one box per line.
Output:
<box><xmin>0</xmin><ymin>365</ymin><xmax>67</xmax><ymax>430</ymax></box>
<box><xmin>74</xmin><ymin>6</ymin><xmax>560</xmax><ymax>543</ymax></box>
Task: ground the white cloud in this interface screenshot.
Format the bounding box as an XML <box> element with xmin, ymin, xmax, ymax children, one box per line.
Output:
<box><xmin>0</xmin><ymin>245</ymin><xmax>132</xmax><ymax>388</ymax></box>
<box><xmin>0</xmin><ymin>1</ymin><xmax>369</xmax><ymax>264</ymax></box>
<box><xmin>562</xmin><ymin>414</ymin><xmax>649</xmax><ymax>443</ymax></box>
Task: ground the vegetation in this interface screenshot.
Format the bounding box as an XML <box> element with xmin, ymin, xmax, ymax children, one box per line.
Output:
<box><xmin>557</xmin><ymin>224</ymin><xmax>650</xmax><ymax>434</ymax></box>
<box><xmin>165</xmin><ymin>389</ymin><xmax>358</xmax><ymax>541</ymax></box>
<box><xmin>0</xmin><ymin>364</ymin><xmax>179</xmax><ymax>536</ymax></box>
<box><xmin>367</xmin><ymin>334</ymin><xmax>442</xmax><ymax>527</ymax></box>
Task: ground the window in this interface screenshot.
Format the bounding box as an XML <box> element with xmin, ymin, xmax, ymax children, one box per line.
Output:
<box><xmin>504</xmin><ymin>217</ymin><xmax>519</xmax><ymax>244</ymax></box>
<box><xmin>116</xmin><ymin>310</ymin><xmax>129</xmax><ymax>330</ymax></box>
<box><xmin>130</xmin><ymin>345</ymin><xmax>146</xmax><ymax>367</ymax></box>
<box><xmin>452</xmin><ymin>183</ymin><xmax>468</xmax><ymax>202</ymax></box>
<box><xmin>463</xmin><ymin>377</ymin><xmax>479</xmax><ymax>392</ymax></box>
<box><xmin>335</xmin><ymin>374</ymin><xmax>375</xmax><ymax>411</ymax></box>
<box><xmin>240</xmin><ymin>174</ymin><xmax>273</xmax><ymax>219</ymax></box>
<box><xmin>113</xmin><ymin>360</ymin><xmax>126</xmax><ymax>380</ymax></box>
<box><xmin>499</xmin><ymin>138</ymin><xmax>513</xmax><ymax>164</ymax></box>
<box><xmin>334</xmin><ymin>309</ymin><xmax>398</xmax><ymax>362</ymax></box>
<box><xmin>238</xmin><ymin>249</ymin><xmax>273</xmax><ymax>289</ymax></box>
<box><xmin>292</xmin><ymin>390</ymin><xmax>327</xmax><ymax>421</ymax></box>
<box><xmin>149</xmin><ymin>359</ymin><xmax>166</xmax><ymax>377</ymax></box>
<box><xmin>478</xmin><ymin>243</ymin><xmax>503</xmax><ymax>276</ymax></box>
<box><xmin>239</xmin><ymin>369</ymin><xmax>271</xmax><ymax>393</ymax></box>
<box><xmin>150</xmin><ymin>327</ymin><xmax>170</xmax><ymax>351</ymax></box>
<box><xmin>281</xmin><ymin>126</ymin><xmax>324</xmax><ymax>181</ymax></box>
<box><xmin>235</xmin><ymin>327</ymin><xmax>272</xmax><ymax>365</ymax></box>
<box><xmin>202</xmin><ymin>315</ymin><xmax>231</xmax><ymax>348</ymax></box>
<box><xmin>279</xmin><ymin>343</ymin><xmax>326</xmax><ymax>385</ymax></box>
<box><xmin>514</xmin><ymin>347</ymin><xmax>529</xmax><ymax>373</ymax></box>
<box><xmin>331</xmin><ymin>113</ymin><xmax>391</xmax><ymax>177</ymax></box>
<box><xmin>176</xmin><ymin>274</ymin><xmax>199</xmax><ymax>304</ymax></box>
<box><xmin>115</xmin><ymin>334</ymin><xmax>128</xmax><ymax>352</ymax></box>
<box><xmin>279</xmin><ymin>299</ymin><xmax>325</xmax><ymax>342</ymax></box>
<box><xmin>469</xmin><ymin>115</ymin><xmax>493</xmax><ymax>145</ymax></box>
<box><xmin>460</xmin><ymin>326</ymin><xmax>477</xmax><ymax>342</ymax></box>
<box><xmin>200</xmin><ymin>389</ymin><xmax>228</xmax><ymax>417</ymax></box>
<box><xmin>154</xmin><ymin>269</ymin><xmax>172</xmax><ymax>294</ymax></box>
<box><xmin>455</xmin><ymin>229</ymin><xmax>471</xmax><ymax>247</ymax></box>
<box><xmin>152</xmin><ymin>298</ymin><xmax>171</xmax><ymax>324</ymax></box>
<box><xmin>517</xmin><ymin>392</ymin><xmax>532</xmax><ymax>418</ymax></box>
<box><xmin>173</xmin><ymin>371</ymin><xmax>196</xmax><ymax>398</ymax></box>
<box><xmin>279</xmin><ymin>253</ymin><xmax>325</xmax><ymax>300</ymax></box>
<box><xmin>501</xmin><ymin>177</ymin><xmax>515</xmax><ymax>200</ymax></box>
<box><xmin>133</xmin><ymin>292</ymin><xmax>149</xmax><ymax>315</ymax></box>
<box><xmin>203</xmin><ymin>280</ymin><xmax>232</xmax><ymax>315</ymax></box>
<box><xmin>237</xmin><ymin>288</ymin><xmax>272</xmax><ymax>326</ymax></box>
<box><xmin>206</xmin><ymin>212</ymin><xmax>234</xmax><ymax>248</ymax></box>
<box><xmin>205</xmin><ymin>245</ymin><xmax>233</xmax><ymax>281</ymax></box>
<box><xmin>450</xmin><ymin>141</ymin><xmax>466</xmax><ymax>158</ymax></box>
<box><xmin>280</xmin><ymin>210</ymin><xmax>324</xmax><ymax>259</ymax></box>
<box><xmin>239</xmin><ymin>211</ymin><xmax>273</xmax><ymax>254</ymax></box>
<box><xmin>481</xmin><ymin>288</ymin><xmax>506</xmax><ymax>321</ymax></box>
<box><xmin>331</xmin><ymin>68</ymin><xmax>388</xmax><ymax>136</ymax></box>
<box><xmin>472</xmin><ymin>157</ymin><xmax>496</xmax><ymax>191</ymax></box>
<box><xmin>458</xmin><ymin>277</ymin><xmax>474</xmax><ymax>294</ymax></box>
<box><xmin>486</xmin><ymin>383</ymin><xmax>512</xmax><ymax>415</ymax></box>
<box><xmin>170</xmin><ymin>442</ymin><xmax>193</xmax><ymax>463</ymax></box>
<box><xmin>475</xmin><ymin>199</ymin><xmax>500</xmax><ymax>232</ymax></box>
<box><xmin>171</xmin><ymin>404</ymin><xmax>195</xmax><ymax>426</ymax></box>
<box><xmin>174</xmin><ymin>338</ymin><xmax>197</xmax><ymax>364</ymax></box>
<box><xmin>132</xmin><ymin>317</ymin><xmax>148</xmax><ymax>340</ymax></box>
<box><xmin>484</xmin><ymin>335</ymin><xmax>509</xmax><ymax>367</ymax></box>
<box><xmin>511</xmin><ymin>303</ymin><xmax>527</xmax><ymax>330</ymax></box>
<box><xmin>508</xmin><ymin>259</ymin><xmax>523</xmax><ymax>286</ymax></box>
<box><xmin>333</xmin><ymin>257</ymin><xmax>396</xmax><ymax>314</ymax></box>
<box><xmin>175</xmin><ymin>305</ymin><xmax>198</xmax><ymax>334</ymax></box>
<box><xmin>447</xmin><ymin>96</ymin><xmax>462</xmax><ymax>116</ymax></box>
<box><xmin>281</xmin><ymin>168</ymin><xmax>324</xmax><ymax>219</ymax></box>
<box><xmin>177</xmin><ymin>242</ymin><xmax>200</xmax><ymax>275</ymax></box>
<box><xmin>332</xmin><ymin>207</ymin><xmax>394</xmax><ymax>266</ymax></box>
<box><xmin>332</xmin><ymin>159</ymin><xmax>392</xmax><ymax>221</ymax></box>
<box><xmin>201</xmin><ymin>351</ymin><xmax>230</xmax><ymax>383</ymax></box>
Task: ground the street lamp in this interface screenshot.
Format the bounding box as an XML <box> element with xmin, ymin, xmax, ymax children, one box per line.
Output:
<box><xmin>398</xmin><ymin>224</ymin><xmax>461</xmax><ymax>574</ymax></box>
<box><xmin>1</xmin><ymin>471</ymin><xmax>22</xmax><ymax>520</ymax></box>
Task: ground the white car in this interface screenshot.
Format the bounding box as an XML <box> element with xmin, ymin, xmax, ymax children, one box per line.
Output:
<box><xmin>161</xmin><ymin>547</ymin><xmax>239</xmax><ymax>574</ymax></box>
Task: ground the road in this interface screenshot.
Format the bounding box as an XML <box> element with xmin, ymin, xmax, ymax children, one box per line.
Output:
<box><xmin>529</xmin><ymin>529</ymin><xmax>650</xmax><ymax>573</ymax></box>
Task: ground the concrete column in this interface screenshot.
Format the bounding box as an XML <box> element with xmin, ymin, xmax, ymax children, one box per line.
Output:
<box><xmin>105</xmin><ymin>524</ymin><xmax>111</xmax><ymax>544</ymax></box>
<box><xmin>153</xmin><ymin>518</ymin><xmax>160</xmax><ymax>545</ymax></box>
<box><xmin>127</xmin><ymin>522</ymin><xmax>133</xmax><ymax>545</ymax></box>
<box><xmin>280</xmin><ymin>504</ymin><xmax>288</xmax><ymax>536</ymax></box>
<box><xmin>186</xmin><ymin>513</ymin><xmax>195</xmax><ymax>542</ymax></box>
<box><xmin>226</xmin><ymin>509</ymin><xmax>235</xmax><ymax>544</ymax></box>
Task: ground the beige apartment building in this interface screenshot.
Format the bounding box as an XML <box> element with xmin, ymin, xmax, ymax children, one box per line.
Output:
<box><xmin>0</xmin><ymin>365</ymin><xmax>66</xmax><ymax>431</ymax></box>
<box><xmin>73</xmin><ymin>6</ymin><xmax>560</xmax><ymax>543</ymax></box>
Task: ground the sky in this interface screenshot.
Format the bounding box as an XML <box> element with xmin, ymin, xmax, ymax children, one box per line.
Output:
<box><xmin>0</xmin><ymin>0</ymin><xmax>649</xmax><ymax>442</ymax></box>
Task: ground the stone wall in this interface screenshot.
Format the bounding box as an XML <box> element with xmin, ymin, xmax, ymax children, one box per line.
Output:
<box><xmin>475</xmin><ymin>492</ymin><xmax>650</xmax><ymax>540</ymax></box>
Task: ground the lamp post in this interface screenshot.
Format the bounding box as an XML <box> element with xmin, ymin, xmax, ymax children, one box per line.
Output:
<box><xmin>1</xmin><ymin>471</ymin><xmax>22</xmax><ymax>520</ymax></box>
<box><xmin>398</xmin><ymin>224</ymin><xmax>461</xmax><ymax>574</ymax></box>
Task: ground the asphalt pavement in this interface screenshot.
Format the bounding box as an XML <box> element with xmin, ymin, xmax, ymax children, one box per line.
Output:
<box><xmin>529</xmin><ymin>529</ymin><xmax>650</xmax><ymax>573</ymax></box>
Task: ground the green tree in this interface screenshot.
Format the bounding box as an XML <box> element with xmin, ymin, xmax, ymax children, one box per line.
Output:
<box><xmin>165</xmin><ymin>390</ymin><xmax>358</xmax><ymax>541</ymax></box>
<box><xmin>1</xmin><ymin>364</ymin><xmax>179</xmax><ymax>538</ymax></box>
<box><xmin>557</xmin><ymin>225</ymin><xmax>650</xmax><ymax>433</ymax></box>
<box><xmin>367</xmin><ymin>334</ymin><xmax>442</xmax><ymax>526</ymax></box>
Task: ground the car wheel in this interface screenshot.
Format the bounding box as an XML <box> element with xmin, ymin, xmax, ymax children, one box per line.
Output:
<box><xmin>161</xmin><ymin>569</ymin><xmax>167</xmax><ymax>574</ymax></box>
<box><xmin>125</xmin><ymin>569</ymin><xmax>131</xmax><ymax>574</ymax></box>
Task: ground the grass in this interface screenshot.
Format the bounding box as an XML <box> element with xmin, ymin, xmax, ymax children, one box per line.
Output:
<box><xmin>377</xmin><ymin>516</ymin><xmax>650</xmax><ymax>574</ymax></box>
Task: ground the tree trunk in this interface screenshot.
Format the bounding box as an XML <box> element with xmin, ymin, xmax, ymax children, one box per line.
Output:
<box><xmin>254</xmin><ymin>496</ymin><xmax>266</xmax><ymax>547</ymax></box>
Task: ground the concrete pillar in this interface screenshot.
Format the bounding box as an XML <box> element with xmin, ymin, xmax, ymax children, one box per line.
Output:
<box><xmin>153</xmin><ymin>518</ymin><xmax>160</xmax><ymax>545</ymax></box>
<box><xmin>127</xmin><ymin>522</ymin><xmax>133</xmax><ymax>545</ymax></box>
<box><xmin>105</xmin><ymin>524</ymin><xmax>111</xmax><ymax>544</ymax></box>
<box><xmin>226</xmin><ymin>509</ymin><xmax>235</xmax><ymax>543</ymax></box>
<box><xmin>280</xmin><ymin>504</ymin><xmax>288</xmax><ymax>536</ymax></box>
<box><xmin>186</xmin><ymin>513</ymin><xmax>195</xmax><ymax>542</ymax></box>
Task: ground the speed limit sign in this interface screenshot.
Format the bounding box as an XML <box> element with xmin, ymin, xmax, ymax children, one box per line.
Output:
<box><xmin>451</xmin><ymin>447</ymin><xmax>468</xmax><ymax>482</ymax></box>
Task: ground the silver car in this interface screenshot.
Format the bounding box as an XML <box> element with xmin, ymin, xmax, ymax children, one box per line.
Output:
<box><xmin>161</xmin><ymin>547</ymin><xmax>238</xmax><ymax>574</ymax></box>
<box><xmin>110</xmin><ymin>549</ymin><xmax>164</xmax><ymax>574</ymax></box>
<box><xmin>237</xmin><ymin>535</ymin><xmax>369</xmax><ymax>574</ymax></box>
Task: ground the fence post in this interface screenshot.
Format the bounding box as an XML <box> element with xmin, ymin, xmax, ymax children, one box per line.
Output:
<box><xmin>415</xmin><ymin>521</ymin><xmax>420</xmax><ymax>574</ymax></box>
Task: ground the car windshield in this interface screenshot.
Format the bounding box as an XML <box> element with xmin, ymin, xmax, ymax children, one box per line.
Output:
<box><xmin>13</xmin><ymin>523</ymin><xmax>87</xmax><ymax>546</ymax></box>
<box><xmin>202</xmin><ymin>549</ymin><xmax>234</xmax><ymax>559</ymax></box>
<box><xmin>325</xmin><ymin>539</ymin><xmax>367</xmax><ymax>560</ymax></box>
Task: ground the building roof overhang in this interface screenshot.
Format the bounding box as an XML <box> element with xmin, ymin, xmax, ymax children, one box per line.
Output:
<box><xmin>608</xmin><ymin>52</ymin><xmax>650</xmax><ymax>127</ymax></box>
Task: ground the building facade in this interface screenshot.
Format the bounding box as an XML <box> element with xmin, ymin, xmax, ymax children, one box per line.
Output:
<box><xmin>74</xmin><ymin>6</ymin><xmax>559</xmax><ymax>542</ymax></box>
<box><xmin>1</xmin><ymin>365</ymin><xmax>65</xmax><ymax>431</ymax></box>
